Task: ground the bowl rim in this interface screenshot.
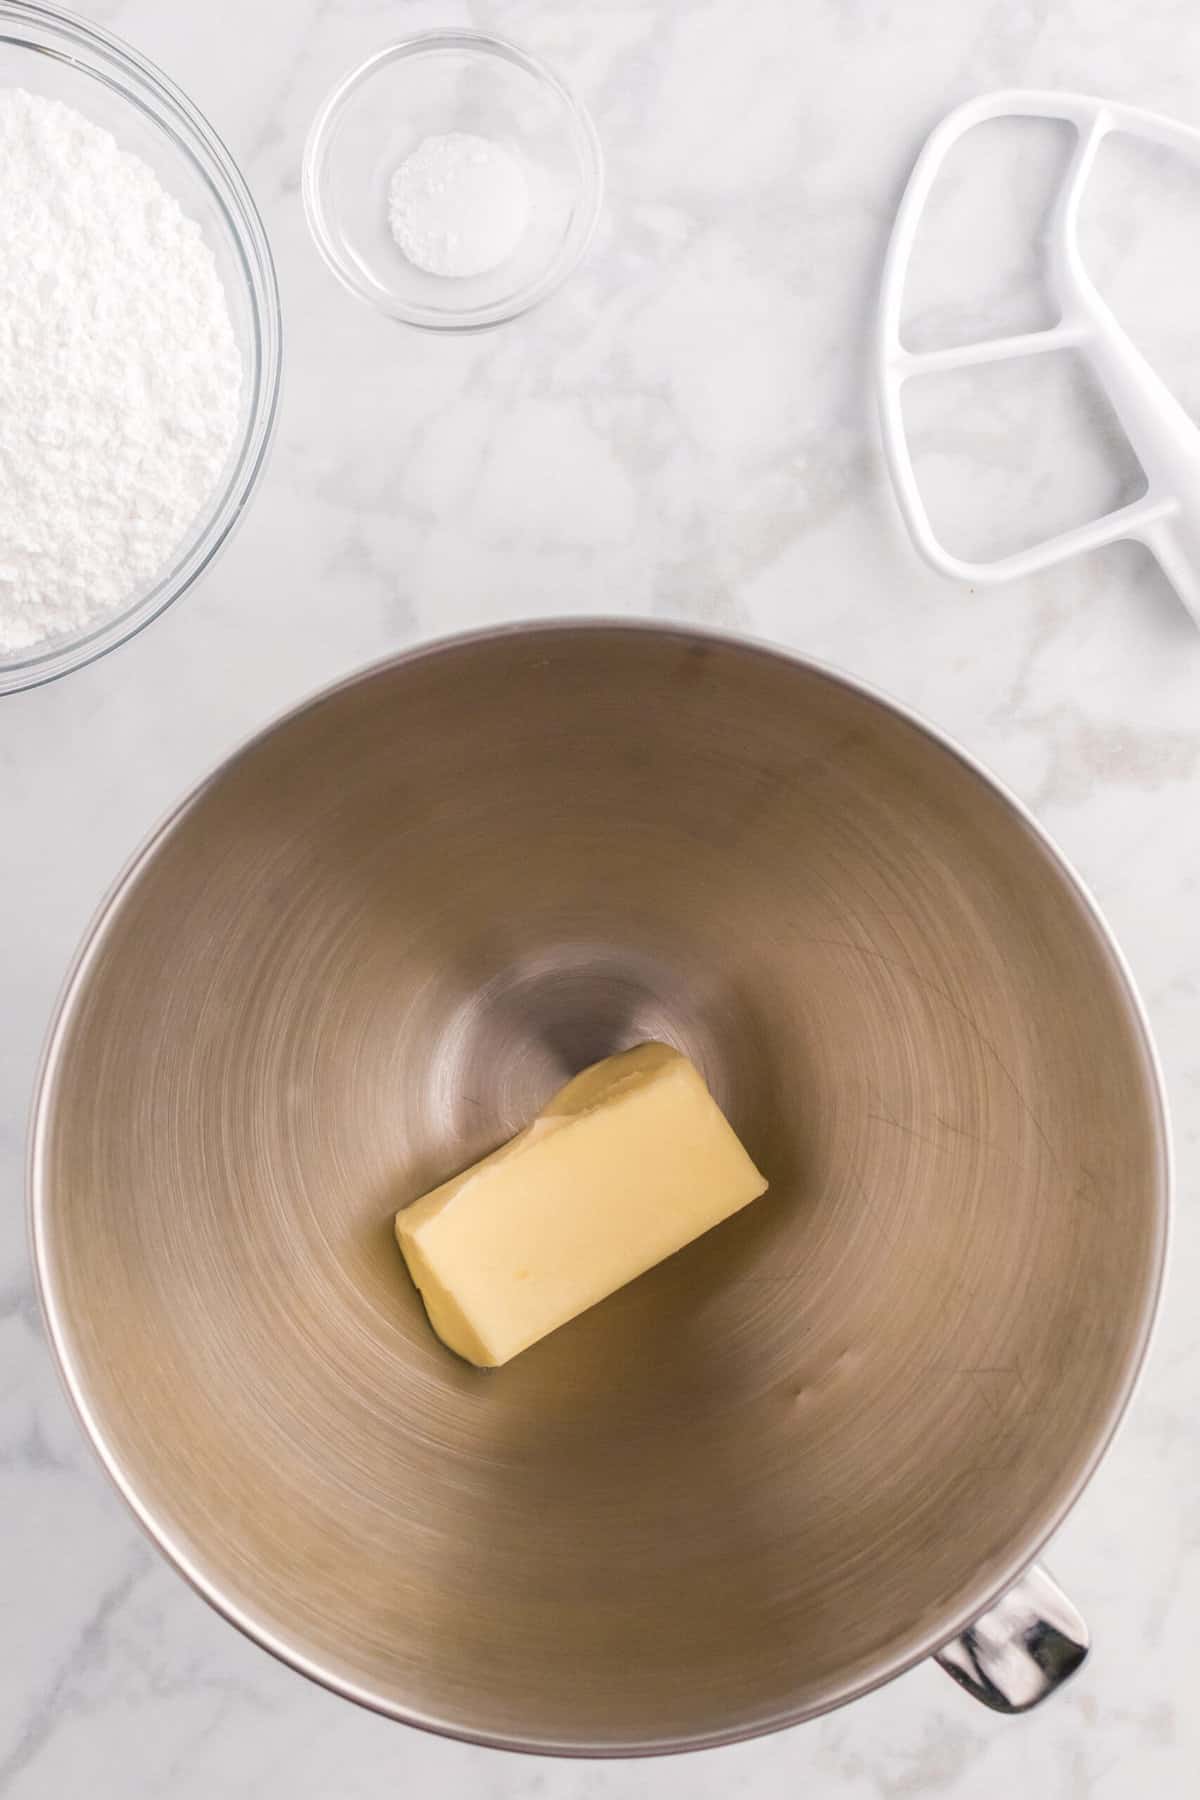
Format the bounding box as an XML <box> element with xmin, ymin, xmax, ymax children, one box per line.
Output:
<box><xmin>0</xmin><ymin>0</ymin><xmax>283</xmax><ymax>695</ymax></box>
<box><xmin>27</xmin><ymin>619</ymin><xmax>1173</xmax><ymax>1755</ymax></box>
<box><xmin>301</xmin><ymin>28</ymin><xmax>605</xmax><ymax>331</ymax></box>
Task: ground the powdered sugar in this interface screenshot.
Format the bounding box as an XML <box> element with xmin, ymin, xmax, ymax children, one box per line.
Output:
<box><xmin>0</xmin><ymin>88</ymin><xmax>242</xmax><ymax>654</ymax></box>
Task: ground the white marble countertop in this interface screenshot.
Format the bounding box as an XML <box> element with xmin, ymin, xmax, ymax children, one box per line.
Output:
<box><xmin>3</xmin><ymin>1</ymin><xmax>1199</xmax><ymax>1794</ymax></box>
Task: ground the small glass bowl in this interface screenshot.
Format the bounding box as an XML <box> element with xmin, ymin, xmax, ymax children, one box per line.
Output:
<box><xmin>0</xmin><ymin>2</ymin><xmax>281</xmax><ymax>696</ymax></box>
<box><xmin>303</xmin><ymin>31</ymin><xmax>604</xmax><ymax>330</ymax></box>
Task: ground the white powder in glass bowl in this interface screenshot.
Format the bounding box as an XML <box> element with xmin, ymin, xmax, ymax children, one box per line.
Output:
<box><xmin>388</xmin><ymin>132</ymin><xmax>531</xmax><ymax>279</ymax></box>
<box><xmin>0</xmin><ymin>88</ymin><xmax>242</xmax><ymax>654</ymax></box>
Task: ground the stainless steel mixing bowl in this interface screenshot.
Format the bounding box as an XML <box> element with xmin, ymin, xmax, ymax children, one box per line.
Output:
<box><xmin>31</xmin><ymin>624</ymin><xmax>1168</xmax><ymax>1752</ymax></box>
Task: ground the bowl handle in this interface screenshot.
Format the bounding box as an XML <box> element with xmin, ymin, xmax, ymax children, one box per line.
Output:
<box><xmin>934</xmin><ymin>1564</ymin><xmax>1089</xmax><ymax>1712</ymax></box>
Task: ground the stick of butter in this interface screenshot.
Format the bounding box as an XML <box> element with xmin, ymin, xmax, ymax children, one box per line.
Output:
<box><xmin>394</xmin><ymin>1042</ymin><xmax>768</xmax><ymax>1367</ymax></box>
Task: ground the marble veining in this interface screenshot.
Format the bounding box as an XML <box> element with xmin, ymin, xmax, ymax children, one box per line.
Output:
<box><xmin>2</xmin><ymin>0</ymin><xmax>1199</xmax><ymax>1794</ymax></box>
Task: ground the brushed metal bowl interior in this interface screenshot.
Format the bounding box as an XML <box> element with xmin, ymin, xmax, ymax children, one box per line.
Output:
<box><xmin>32</xmin><ymin>625</ymin><xmax>1167</xmax><ymax>1752</ymax></box>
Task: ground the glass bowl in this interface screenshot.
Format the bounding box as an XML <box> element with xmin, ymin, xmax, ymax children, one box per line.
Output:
<box><xmin>0</xmin><ymin>2</ymin><xmax>282</xmax><ymax>696</ymax></box>
<box><xmin>303</xmin><ymin>31</ymin><xmax>603</xmax><ymax>330</ymax></box>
